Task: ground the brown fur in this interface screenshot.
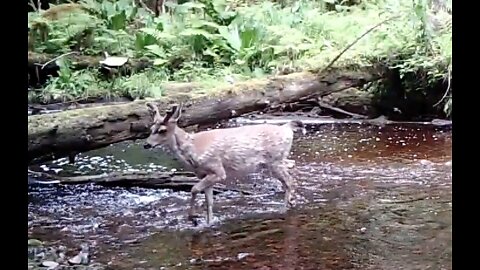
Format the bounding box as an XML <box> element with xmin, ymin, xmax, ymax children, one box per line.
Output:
<box><xmin>144</xmin><ymin>103</ymin><xmax>301</xmax><ymax>224</ymax></box>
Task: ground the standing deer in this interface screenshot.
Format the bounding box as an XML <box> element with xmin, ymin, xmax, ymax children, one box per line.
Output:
<box><xmin>143</xmin><ymin>103</ymin><xmax>304</xmax><ymax>224</ymax></box>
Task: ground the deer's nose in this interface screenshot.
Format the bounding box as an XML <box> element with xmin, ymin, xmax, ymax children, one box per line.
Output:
<box><xmin>143</xmin><ymin>143</ymin><xmax>152</xmax><ymax>149</ymax></box>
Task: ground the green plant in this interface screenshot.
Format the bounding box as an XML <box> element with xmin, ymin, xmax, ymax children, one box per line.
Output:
<box><xmin>42</xmin><ymin>58</ymin><xmax>100</xmax><ymax>102</ymax></box>
<box><xmin>28</xmin><ymin>0</ymin><xmax>452</xmax><ymax>117</ymax></box>
<box><xmin>118</xmin><ymin>69</ymin><xmax>168</xmax><ymax>99</ymax></box>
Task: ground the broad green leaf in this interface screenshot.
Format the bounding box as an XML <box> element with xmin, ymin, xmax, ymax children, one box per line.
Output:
<box><xmin>135</xmin><ymin>33</ymin><xmax>157</xmax><ymax>50</ymax></box>
<box><xmin>203</xmin><ymin>48</ymin><xmax>219</xmax><ymax>57</ymax></box>
<box><xmin>145</xmin><ymin>44</ymin><xmax>164</xmax><ymax>57</ymax></box>
<box><xmin>153</xmin><ymin>58</ymin><xmax>168</xmax><ymax>66</ymax></box>
<box><xmin>239</xmin><ymin>27</ymin><xmax>259</xmax><ymax>49</ymax></box>
<box><xmin>109</xmin><ymin>11</ymin><xmax>127</xmax><ymax>30</ymax></box>
<box><xmin>218</xmin><ymin>25</ymin><xmax>241</xmax><ymax>51</ymax></box>
<box><xmin>140</xmin><ymin>28</ymin><xmax>176</xmax><ymax>41</ymax></box>
<box><xmin>191</xmin><ymin>20</ymin><xmax>221</xmax><ymax>30</ymax></box>
<box><xmin>234</xmin><ymin>59</ymin><xmax>246</xmax><ymax>65</ymax></box>
<box><xmin>129</xmin><ymin>6</ymin><xmax>138</xmax><ymax>21</ymax></box>
<box><xmin>179</xmin><ymin>28</ymin><xmax>215</xmax><ymax>39</ymax></box>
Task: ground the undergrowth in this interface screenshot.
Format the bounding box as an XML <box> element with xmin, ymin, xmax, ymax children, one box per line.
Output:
<box><xmin>28</xmin><ymin>0</ymin><xmax>452</xmax><ymax>116</ymax></box>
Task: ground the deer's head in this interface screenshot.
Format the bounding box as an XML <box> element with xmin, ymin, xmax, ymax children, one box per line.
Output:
<box><xmin>143</xmin><ymin>102</ymin><xmax>183</xmax><ymax>149</ymax></box>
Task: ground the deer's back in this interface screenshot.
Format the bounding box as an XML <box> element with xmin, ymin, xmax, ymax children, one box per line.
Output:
<box><xmin>192</xmin><ymin>124</ymin><xmax>294</xmax><ymax>176</ymax></box>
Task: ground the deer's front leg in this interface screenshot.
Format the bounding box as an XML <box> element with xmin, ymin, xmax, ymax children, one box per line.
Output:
<box><xmin>188</xmin><ymin>192</ymin><xmax>198</xmax><ymax>219</ymax></box>
<box><xmin>190</xmin><ymin>167</ymin><xmax>226</xmax><ymax>224</ymax></box>
<box><xmin>187</xmin><ymin>175</ymin><xmax>215</xmax><ymax>220</ymax></box>
<box><xmin>204</xmin><ymin>186</ymin><xmax>214</xmax><ymax>224</ymax></box>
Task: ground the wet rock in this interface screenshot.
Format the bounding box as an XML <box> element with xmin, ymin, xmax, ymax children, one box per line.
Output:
<box><xmin>56</xmin><ymin>245</ymin><xmax>67</xmax><ymax>263</ymax></box>
<box><xmin>68</xmin><ymin>244</ymin><xmax>90</xmax><ymax>265</ymax></box>
<box><xmin>71</xmin><ymin>266</ymin><xmax>90</xmax><ymax>270</ymax></box>
<box><xmin>237</xmin><ymin>252</ymin><xmax>252</xmax><ymax>260</ymax></box>
<box><xmin>68</xmin><ymin>253</ymin><xmax>89</xmax><ymax>265</ymax></box>
<box><xmin>88</xmin><ymin>262</ymin><xmax>106</xmax><ymax>270</ymax></box>
<box><xmin>35</xmin><ymin>251</ymin><xmax>46</xmax><ymax>261</ymax></box>
<box><xmin>189</xmin><ymin>258</ymin><xmax>200</xmax><ymax>264</ymax></box>
<box><xmin>431</xmin><ymin>119</ymin><xmax>452</xmax><ymax>127</ymax></box>
<box><xmin>419</xmin><ymin>159</ymin><xmax>433</xmax><ymax>166</ymax></box>
<box><xmin>41</xmin><ymin>261</ymin><xmax>59</xmax><ymax>269</ymax></box>
<box><xmin>28</xmin><ymin>239</ymin><xmax>43</xmax><ymax>247</ymax></box>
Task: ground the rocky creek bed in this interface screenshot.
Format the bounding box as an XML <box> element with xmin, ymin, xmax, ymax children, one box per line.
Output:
<box><xmin>28</xmin><ymin>119</ymin><xmax>452</xmax><ymax>270</ymax></box>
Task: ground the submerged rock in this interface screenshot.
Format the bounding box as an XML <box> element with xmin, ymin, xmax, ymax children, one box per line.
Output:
<box><xmin>68</xmin><ymin>252</ymin><xmax>89</xmax><ymax>265</ymax></box>
<box><xmin>41</xmin><ymin>260</ymin><xmax>59</xmax><ymax>269</ymax></box>
<box><xmin>68</xmin><ymin>244</ymin><xmax>90</xmax><ymax>265</ymax></box>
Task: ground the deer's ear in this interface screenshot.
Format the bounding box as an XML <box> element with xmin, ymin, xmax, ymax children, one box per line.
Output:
<box><xmin>146</xmin><ymin>102</ymin><xmax>161</xmax><ymax>121</ymax></box>
<box><xmin>170</xmin><ymin>103</ymin><xmax>183</xmax><ymax>123</ymax></box>
<box><xmin>146</xmin><ymin>102</ymin><xmax>156</xmax><ymax>112</ymax></box>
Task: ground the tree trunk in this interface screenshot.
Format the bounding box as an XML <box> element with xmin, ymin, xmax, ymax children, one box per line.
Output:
<box><xmin>28</xmin><ymin>68</ymin><xmax>382</xmax><ymax>164</ymax></box>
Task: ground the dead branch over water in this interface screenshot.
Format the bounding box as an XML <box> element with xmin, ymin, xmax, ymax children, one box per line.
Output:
<box><xmin>28</xmin><ymin>170</ymin><xmax>252</xmax><ymax>194</ymax></box>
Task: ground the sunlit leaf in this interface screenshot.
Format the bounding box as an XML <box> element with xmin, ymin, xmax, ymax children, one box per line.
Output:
<box><xmin>145</xmin><ymin>44</ymin><xmax>165</xmax><ymax>57</ymax></box>
<box><xmin>218</xmin><ymin>25</ymin><xmax>241</xmax><ymax>51</ymax></box>
<box><xmin>153</xmin><ymin>58</ymin><xmax>168</xmax><ymax>66</ymax></box>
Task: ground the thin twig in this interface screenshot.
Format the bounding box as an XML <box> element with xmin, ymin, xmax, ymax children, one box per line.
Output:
<box><xmin>320</xmin><ymin>15</ymin><xmax>401</xmax><ymax>73</ymax></box>
<box><xmin>433</xmin><ymin>65</ymin><xmax>452</xmax><ymax>107</ymax></box>
<box><xmin>28</xmin><ymin>0</ymin><xmax>38</xmax><ymax>12</ymax></box>
<box><xmin>41</xmin><ymin>51</ymin><xmax>79</xmax><ymax>69</ymax></box>
<box><xmin>316</xmin><ymin>100</ymin><xmax>368</xmax><ymax>119</ymax></box>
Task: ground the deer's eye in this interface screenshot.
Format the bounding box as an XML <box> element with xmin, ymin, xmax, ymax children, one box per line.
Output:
<box><xmin>154</xmin><ymin>126</ymin><xmax>167</xmax><ymax>134</ymax></box>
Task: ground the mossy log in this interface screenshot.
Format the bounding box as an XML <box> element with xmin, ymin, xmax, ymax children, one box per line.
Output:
<box><xmin>28</xmin><ymin>170</ymin><xmax>252</xmax><ymax>194</ymax></box>
<box><xmin>28</xmin><ymin>52</ymin><xmax>153</xmax><ymax>71</ymax></box>
<box><xmin>28</xmin><ymin>68</ymin><xmax>382</xmax><ymax>164</ymax></box>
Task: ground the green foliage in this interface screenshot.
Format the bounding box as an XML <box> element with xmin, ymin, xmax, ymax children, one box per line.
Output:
<box><xmin>28</xmin><ymin>0</ymin><xmax>452</xmax><ymax>116</ymax></box>
<box><xmin>40</xmin><ymin>59</ymin><xmax>101</xmax><ymax>102</ymax></box>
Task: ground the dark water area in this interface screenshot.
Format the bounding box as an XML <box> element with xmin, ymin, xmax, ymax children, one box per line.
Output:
<box><xmin>28</xmin><ymin>122</ymin><xmax>452</xmax><ymax>270</ymax></box>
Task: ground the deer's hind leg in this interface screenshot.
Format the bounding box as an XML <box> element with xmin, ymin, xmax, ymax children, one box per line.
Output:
<box><xmin>269</xmin><ymin>160</ymin><xmax>296</xmax><ymax>208</ymax></box>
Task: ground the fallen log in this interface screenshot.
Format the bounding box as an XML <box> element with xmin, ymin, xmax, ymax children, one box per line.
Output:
<box><xmin>28</xmin><ymin>52</ymin><xmax>154</xmax><ymax>86</ymax></box>
<box><xmin>320</xmin><ymin>87</ymin><xmax>377</xmax><ymax>117</ymax></box>
<box><xmin>28</xmin><ymin>68</ymin><xmax>383</xmax><ymax>164</ymax></box>
<box><xmin>28</xmin><ymin>52</ymin><xmax>153</xmax><ymax>71</ymax></box>
<box><xmin>28</xmin><ymin>170</ymin><xmax>252</xmax><ymax>195</ymax></box>
<box><xmin>233</xmin><ymin>115</ymin><xmax>453</xmax><ymax>128</ymax></box>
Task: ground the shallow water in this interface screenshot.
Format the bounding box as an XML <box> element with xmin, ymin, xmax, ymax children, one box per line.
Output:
<box><xmin>28</xmin><ymin>122</ymin><xmax>452</xmax><ymax>270</ymax></box>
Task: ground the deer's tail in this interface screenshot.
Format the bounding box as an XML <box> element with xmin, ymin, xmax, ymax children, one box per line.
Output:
<box><xmin>286</xmin><ymin>120</ymin><xmax>304</xmax><ymax>128</ymax></box>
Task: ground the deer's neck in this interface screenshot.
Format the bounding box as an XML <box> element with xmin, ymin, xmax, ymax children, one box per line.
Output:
<box><xmin>168</xmin><ymin>127</ymin><xmax>199</xmax><ymax>169</ymax></box>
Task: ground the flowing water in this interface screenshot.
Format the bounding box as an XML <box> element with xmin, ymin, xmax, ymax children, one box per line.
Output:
<box><xmin>28</xmin><ymin>121</ymin><xmax>452</xmax><ymax>270</ymax></box>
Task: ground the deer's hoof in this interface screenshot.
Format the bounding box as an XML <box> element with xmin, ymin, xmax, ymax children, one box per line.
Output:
<box><xmin>187</xmin><ymin>213</ymin><xmax>202</xmax><ymax>220</ymax></box>
<box><xmin>285</xmin><ymin>198</ymin><xmax>295</xmax><ymax>208</ymax></box>
<box><xmin>188</xmin><ymin>214</ymin><xmax>202</xmax><ymax>226</ymax></box>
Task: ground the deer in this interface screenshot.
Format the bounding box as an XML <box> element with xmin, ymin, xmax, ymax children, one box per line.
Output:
<box><xmin>143</xmin><ymin>102</ymin><xmax>304</xmax><ymax>224</ymax></box>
